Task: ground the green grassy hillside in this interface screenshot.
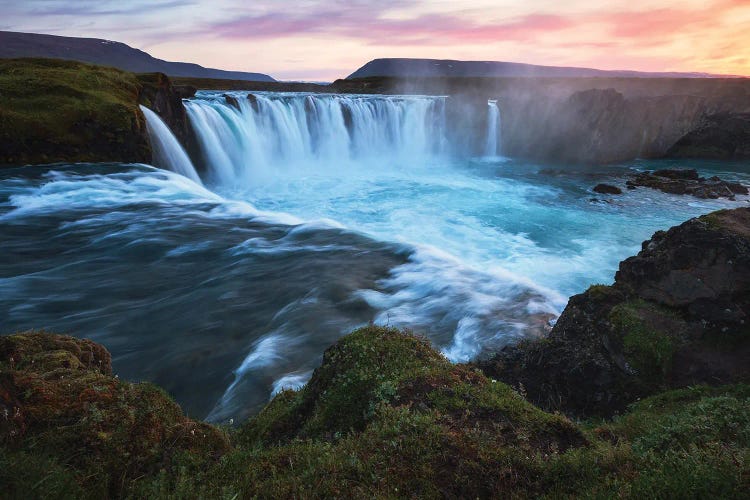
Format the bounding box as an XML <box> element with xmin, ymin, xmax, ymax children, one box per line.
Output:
<box><xmin>0</xmin><ymin>58</ymin><xmax>150</xmax><ymax>166</ymax></box>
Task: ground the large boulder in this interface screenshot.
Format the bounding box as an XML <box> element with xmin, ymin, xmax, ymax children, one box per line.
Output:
<box><xmin>477</xmin><ymin>208</ymin><xmax>750</xmax><ymax>417</ymax></box>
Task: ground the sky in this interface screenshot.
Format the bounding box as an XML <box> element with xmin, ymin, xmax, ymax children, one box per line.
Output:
<box><xmin>1</xmin><ymin>0</ymin><xmax>749</xmax><ymax>81</ymax></box>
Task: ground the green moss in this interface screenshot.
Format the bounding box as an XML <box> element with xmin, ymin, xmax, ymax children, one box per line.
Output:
<box><xmin>699</xmin><ymin>211</ymin><xmax>726</xmax><ymax>230</ymax></box>
<box><xmin>609</xmin><ymin>300</ymin><xmax>676</xmax><ymax>383</ymax></box>
<box><xmin>4</xmin><ymin>330</ymin><xmax>750</xmax><ymax>498</ymax></box>
<box><xmin>0</xmin><ymin>331</ymin><xmax>230</xmax><ymax>497</ymax></box>
<box><xmin>0</xmin><ymin>58</ymin><xmax>150</xmax><ymax>165</ymax></box>
<box><xmin>586</xmin><ymin>283</ymin><xmax>616</xmax><ymax>300</ymax></box>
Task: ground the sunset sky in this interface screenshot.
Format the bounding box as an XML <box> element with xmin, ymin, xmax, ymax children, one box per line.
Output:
<box><xmin>2</xmin><ymin>0</ymin><xmax>749</xmax><ymax>81</ymax></box>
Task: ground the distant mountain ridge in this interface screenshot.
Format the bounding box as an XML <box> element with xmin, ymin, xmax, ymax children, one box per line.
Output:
<box><xmin>0</xmin><ymin>31</ymin><xmax>275</xmax><ymax>82</ymax></box>
<box><xmin>348</xmin><ymin>58</ymin><xmax>728</xmax><ymax>79</ymax></box>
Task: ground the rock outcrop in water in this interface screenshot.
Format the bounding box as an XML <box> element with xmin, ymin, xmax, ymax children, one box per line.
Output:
<box><xmin>626</xmin><ymin>168</ymin><xmax>749</xmax><ymax>199</ymax></box>
<box><xmin>136</xmin><ymin>72</ymin><xmax>195</xmax><ymax>148</ymax></box>
<box><xmin>477</xmin><ymin>207</ymin><xmax>750</xmax><ymax>417</ymax></box>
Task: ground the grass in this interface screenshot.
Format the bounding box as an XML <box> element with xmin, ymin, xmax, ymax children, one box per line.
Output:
<box><xmin>2</xmin><ymin>328</ymin><xmax>749</xmax><ymax>498</ymax></box>
<box><xmin>0</xmin><ymin>58</ymin><xmax>150</xmax><ymax>165</ymax></box>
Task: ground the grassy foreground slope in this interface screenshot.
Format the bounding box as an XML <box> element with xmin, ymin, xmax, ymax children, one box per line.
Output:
<box><xmin>2</xmin><ymin>327</ymin><xmax>748</xmax><ymax>498</ymax></box>
<box><xmin>0</xmin><ymin>58</ymin><xmax>152</xmax><ymax>166</ymax></box>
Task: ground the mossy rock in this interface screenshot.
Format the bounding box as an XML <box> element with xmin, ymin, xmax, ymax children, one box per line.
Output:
<box><xmin>241</xmin><ymin>326</ymin><xmax>584</xmax><ymax>449</ymax></box>
<box><xmin>609</xmin><ymin>300</ymin><xmax>679</xmax><ymax>384</ymax></box>
<box><xmin>0</xmin><ymin>331</ymin><xmax>230</xmax><ymax>497</ymax></box>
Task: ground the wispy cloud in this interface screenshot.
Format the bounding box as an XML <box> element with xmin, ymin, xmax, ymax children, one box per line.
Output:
<box><xmin>1</xmin><ymin>0</ymin><xmax>748</xmax><ymax>79</ymax></box>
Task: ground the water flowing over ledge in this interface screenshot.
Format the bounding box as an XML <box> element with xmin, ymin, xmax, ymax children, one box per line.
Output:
<box><xmin>140</xmin><ymin>105</ymin><xmax>202</xmax><ymax>185</ymax></box>
<box><xmin>184</xmin><ymin>92</ymin><xmax>454</xmax><ymax>185</ymax></box>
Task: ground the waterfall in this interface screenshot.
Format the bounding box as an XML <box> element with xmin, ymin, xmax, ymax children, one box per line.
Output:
<box><xmin>484</xmin><ymin>100</ymin><xmax>501</xmax><ymax>157</ymax></box>
<box><xmin>139</xmin><ymin>105</ymin><xmax>202</xmax><ymax>185</ymax></box>
<box><xmin>184</xmin><ymin>92</ymin><xmax>448</xmax><ymax>186</ymax></box>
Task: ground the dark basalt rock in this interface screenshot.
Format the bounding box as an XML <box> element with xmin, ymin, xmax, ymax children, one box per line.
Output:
<box><xmin>136</xmin><ymin>72</ymin><xmax>192</xmax><ymax>147</ymax></box>
<box><xmin>173</xmin><ymin>84</ymin><xmax>197</xmax><ymax>99</ymax></box>
<box><xmin>476</xmin><ymin>208</ymin><xmax>750</xmax><ymax>417</ymax></box>
<box><xmin>667</xmin><ymin>113</ymin><xmax>750</xmax><ymax>160</ymax></box>
<box><xmin>626</xmin><ymin>168</ymin><xmax>748</xmax><ymax>200</ymax></box>
<box><xmin>593</xmin><ymin>183</ymin><xmax>622</xmax><ymax>195</ymax></box>
<box><xmin>653</xmin><ymin>168</ymin><xmax>700</xmax><ymax>180</ymax></box>
<box><xmin>223</xmin><ymin>93</ymin><xmax>240</xmax><ymax>110</ymax></box>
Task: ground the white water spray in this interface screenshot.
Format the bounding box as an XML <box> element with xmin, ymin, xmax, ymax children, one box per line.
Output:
<box><xmin>139</xmin><ymin>105</ymin><xmax>202</xmax><ymax>185</ymax></box>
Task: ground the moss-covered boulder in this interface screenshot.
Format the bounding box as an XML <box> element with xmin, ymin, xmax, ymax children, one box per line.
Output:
<box><xmin>212</xmin><ymin>326</ymin><xmax>584</xmax><ymax>497</ymax></box>
<box><xmin>0</xmin><ymin>331</ymin><xmax>230</xmax><ymax>498</ymax></box>
<box><xmin>477</xmin><ymin>207</ymin><xmax>750</xmax><ymax>417</ymax></box>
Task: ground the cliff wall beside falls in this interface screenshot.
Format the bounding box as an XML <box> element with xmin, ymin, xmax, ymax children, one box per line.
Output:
<box><xmin>338</xmin><ymin>76</ymin><xmax>750</xmax><ymax>164</ymax></box>
<box><xmin>0</xmin><ymin>58</ymin><xmax>193</xmax><ymax>167</ymax></box>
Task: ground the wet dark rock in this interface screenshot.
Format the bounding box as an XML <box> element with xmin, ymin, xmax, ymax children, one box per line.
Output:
<box><xmin>593</xmin><ymin>183</ymin><xmax>622</xmax><ymax>195</ymax></box>
<box><xmin>136</xmin><ymin>72</ymin><xmax>192</xmax><ymax>148</ymax></box>
<box><xmin>667</xmin><ymin>113</ymin><xmax>750</xmax><ymax>160</ymax></box>
<box><xmin>475</xmin><ymin>208</ymin><xmax>750</xmax><ymax>417</ymax></box>
<box><xmin>653</xmin><ymin>168</ymin><xmax>700</xmax><ymax>180</ymax></box>
<box><xmin>246</xmin><ymin>93</ymin><xmax>259</xmax><ymax>112</ymax></box>
<box><xmin>626</xmin><ymin>169</ymin><xmax>748</xmax><ymax>200</ymax></box>
<box><xmin>173</xmin><ymin>84</ymin><xmax>197</xmax><ymax>99</ymax></box>
<box><xmin>223</xmin><ymin>93</ymin><xmax>240</xmax><ymax>109</ymax></box>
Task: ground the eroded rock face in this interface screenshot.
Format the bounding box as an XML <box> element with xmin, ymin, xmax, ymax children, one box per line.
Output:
<box><xmin>0</xmin><ymin>332</ymin><xmax>230</xmax><ymax>497</ymax></box>
<box><xmin>626</xmin><ymin>168</ymin><xmax>748</xmax><ymax>200</ymax></box>
<box><xmin>668</xmin><ymin>113</ymin><xmax>750</xmax><ymax>160</ymax></box>
<box><xmin>137</xmin><ymin>72</ymin><xmax>193</xmax><ymax>147</ymax></box>
<box><xmin>476</xmin><ymin>208</ymin><xmax>750</xmax><ymax>417</ymax></box>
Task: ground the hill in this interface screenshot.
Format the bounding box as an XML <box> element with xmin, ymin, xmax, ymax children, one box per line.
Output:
<box><xmin>0</xmin><ymin>31</ymin><xmax>275</xmax><ymax>82</ymax></box>
<box><xmin>348</xmin><ymin>57</ymin><xmax>730</xmax><ymax>79</ymax></box>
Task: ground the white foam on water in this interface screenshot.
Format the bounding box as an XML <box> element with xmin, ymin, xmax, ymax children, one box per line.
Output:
<box><xmin>271</xmin><ymin>371</ymin><xmax>313</xmax><ymax>397</ymax></box>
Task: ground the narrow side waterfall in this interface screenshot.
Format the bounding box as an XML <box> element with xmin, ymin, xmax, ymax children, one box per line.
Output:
<box><xmin>185</xmin><ymin>92</ymin><xmax>448</xmax><ymax>186</ymax></box>
<box><xmin>484</xmin><ymin>100</ymin><xmax>501</xmax><ymax>157</ymax></box>
<box><xmin>139</xmin><ymin>105</ymin><xmax>202</xmax><ymax>185</ymax></box>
